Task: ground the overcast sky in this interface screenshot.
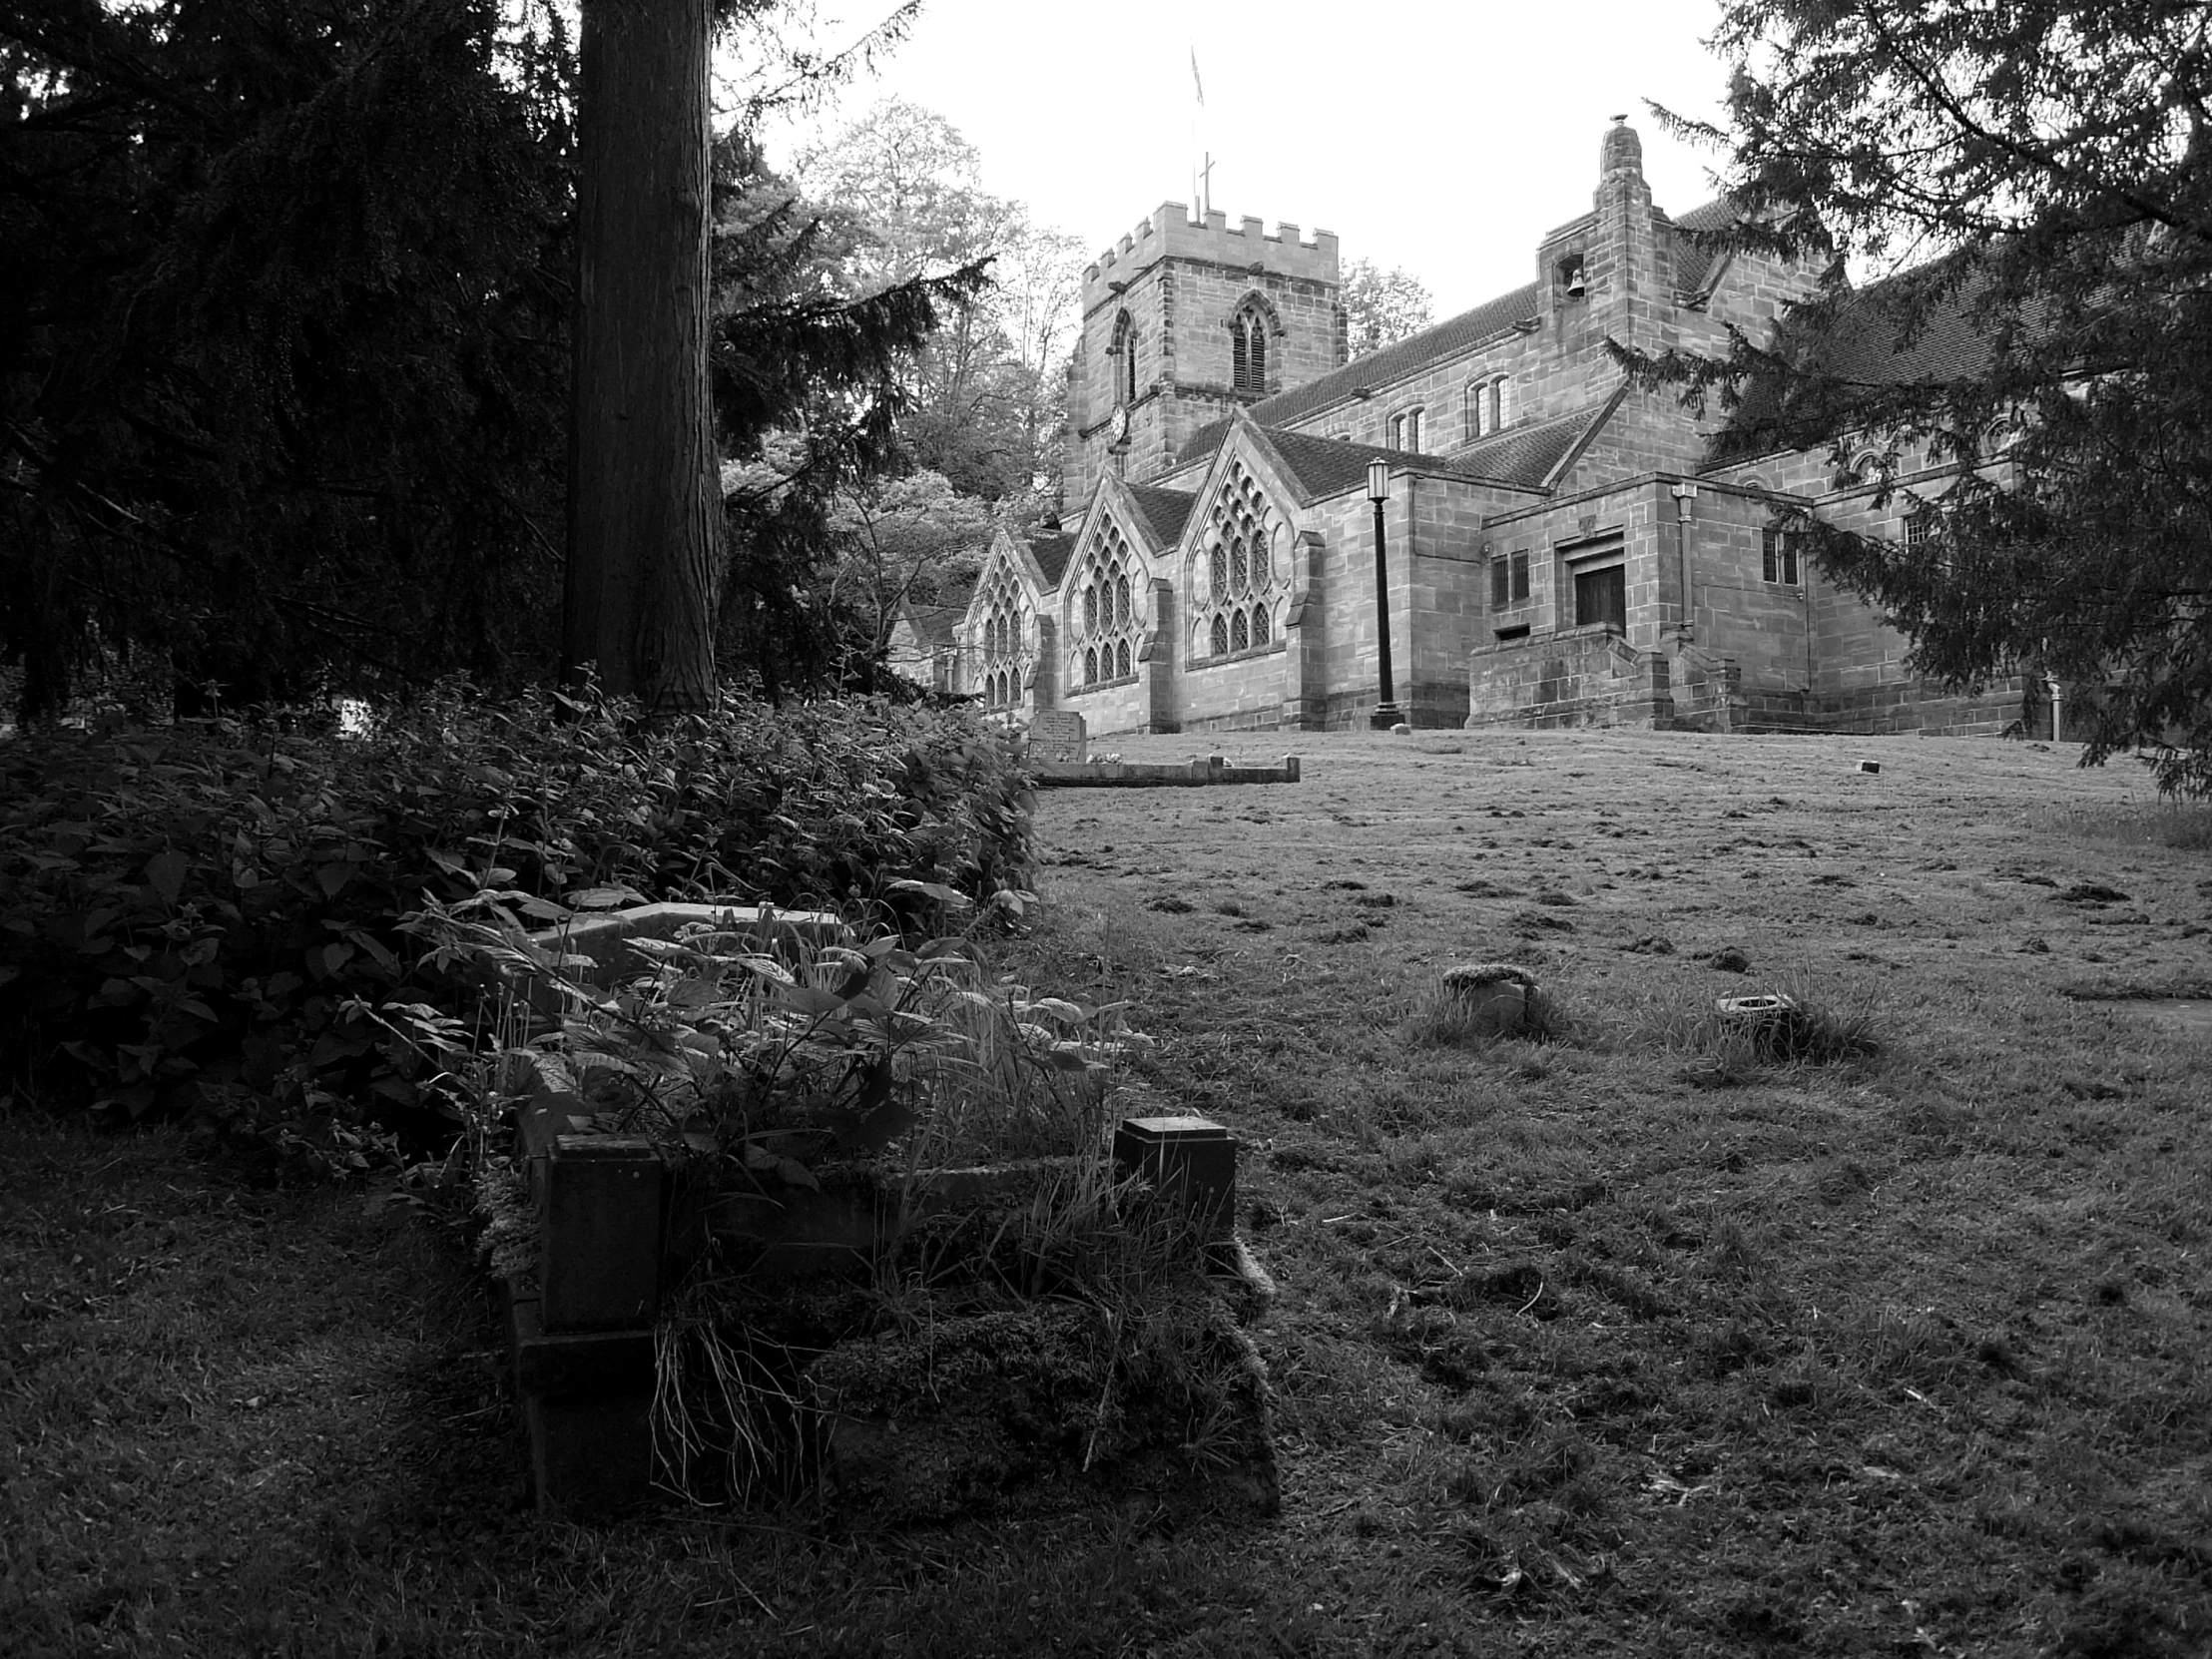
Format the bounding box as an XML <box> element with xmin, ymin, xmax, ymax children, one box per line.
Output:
<box><xmin>757</xmin><ymin>0</ymin><xmax>1745</xmax><ymax>319</ymax></box>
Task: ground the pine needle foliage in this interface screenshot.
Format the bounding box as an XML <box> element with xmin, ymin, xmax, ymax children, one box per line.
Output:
<box><xmin>1623</xmin><ymin>1</ymin><xmax>2212</xmax><ymax>789</ymax></box>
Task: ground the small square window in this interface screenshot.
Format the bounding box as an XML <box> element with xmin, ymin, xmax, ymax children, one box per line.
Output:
<box><xmin>1762</xmin><ymin>526</ymin><xmax>1802</xmax><ymax>586</ymax></box>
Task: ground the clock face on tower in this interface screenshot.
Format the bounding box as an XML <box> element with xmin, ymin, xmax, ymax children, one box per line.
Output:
<box><xmin>1108</xmin><ymin>404</ymin><xmax>1130</xmax><ymax>445</ymax></box>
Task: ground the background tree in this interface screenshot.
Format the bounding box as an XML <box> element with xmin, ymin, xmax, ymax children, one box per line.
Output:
<box><xmin>824</xmin><ymin>470</ymin><xmax>989</xmax><ymax>664</ymax></box>
<box><xmin>1342</xmin><ymin>259</ymin><xmax>1435</xmax><ymax>359</ymax></box>
<box><xmin>794</xmin><ymin>99</ymin><xmax>1086</xmax><ymax>506</ymax></box>
<box><xmin>1640</xmin><ymin>0</ymin><xmax>2212</xmax><ymax>789</ymax></box>
<box><xmin>705</xmin><ymin>133</ymin><xmax>988</xmax><ymax>698</ymax></box>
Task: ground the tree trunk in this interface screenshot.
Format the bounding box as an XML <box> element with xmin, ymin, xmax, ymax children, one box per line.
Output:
<box><xmin>562</xmin><ymin>0</ymin><xmax>718</xmax><ymax>715</ymax></box>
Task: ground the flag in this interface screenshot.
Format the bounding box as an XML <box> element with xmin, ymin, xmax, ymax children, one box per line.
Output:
<box><xmin>1191</xmin><ymin>47</ymin><xmax>1204</xmax><ymax>107</ymax></box>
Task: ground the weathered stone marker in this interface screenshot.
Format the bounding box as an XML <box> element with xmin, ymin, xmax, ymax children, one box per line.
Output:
<box><xmin>1114</xmin><ymin>1115</ymin><xmax>1239</xmax><ymax>1238</ymax></box>
<box><xmin>509</xmin><ymin>1127</ymin><xmax>663</xmax><ymax>1517</ymax></box>
<box><xmin>541</xmin><ymin>1135</ymin><xmax>662</xmax><ymax>1330</ymax></box>
<box><xmin>1028</xmin><ymin>709</ymin><xmax>1087</xmax><ymax>764</ymax></box>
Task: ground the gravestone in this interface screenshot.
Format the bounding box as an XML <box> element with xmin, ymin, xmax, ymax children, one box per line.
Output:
<box><xmin>1029</xmin><ymin>709</ymin><xmax>1086</xmax><ymax>764</ymax></box>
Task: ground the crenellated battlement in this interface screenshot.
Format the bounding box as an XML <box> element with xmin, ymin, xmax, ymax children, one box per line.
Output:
<box><xmin>1082</xmin><ymin>203</ymin><xmax>1340</xmax><ymax>314</ymax></box>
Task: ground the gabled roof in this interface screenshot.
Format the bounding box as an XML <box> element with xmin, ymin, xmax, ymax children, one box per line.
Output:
<box><xmin>1668</xmin><ymin>198</ymin><xmax>1740</xmax><ymax>296</ymax></box>
<box><xmin>1171</xmin><ymin>404</ymin><xmax>1604</xmax><ymax>505</ymax></box>
<box><xmin>1125</xmin><ymin>483</ymin><xmax>1197</xmax><ymax>547</ymax></box>
<box><xmin>899</xmin><ymin>598</ymin><xmax>966</xmax><ymax>650</ymax></box>
<box><xmin>1027</xmin><ymin>532</ymin><xmax>1075</xmax><ymax>588</ymax></box>
<box><xmin>1251</xmin><ymin>427</ymin><xmax>1516</xmax><ymax>500</ymax></box>
<box><xmin>1450</xmin><ymin>393</ymin><xmax>1623</xmax><ymax>490</ymax></box>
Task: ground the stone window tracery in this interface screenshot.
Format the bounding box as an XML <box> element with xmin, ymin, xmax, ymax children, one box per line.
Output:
<box><xmin>974</xmin><ymin>563</ymin><xmax>1031</xmax><ymax>709</ymax></box>
<box><xmin>1066</xmin><ymin>518</ymin><xmax>1144</xmax><ymax>691</ymax></box>
<box><xmin>1389</xmin><ymin>407</ymin><xmax>1424</xmax><ymax>451</ymax></box>
<box><xmin>1190</xmin><ymin>459</ymin><xmax>1284</xmax><ymax>663</ymax></box>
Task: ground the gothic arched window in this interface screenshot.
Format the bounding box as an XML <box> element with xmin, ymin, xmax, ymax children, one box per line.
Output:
<box><xmin>1231</xmin><ymin>305</ymin><xmax>1269</xmax><ymax>398</ymax></box>
<box><xmin>975</xmin><ymin>563</ymin><xmax>1031</xmax><ymax>709</ymax></box>
<box><xmin>1191</xmin><ymin>457</ymin><xmax>1286</xmax><ymax>661</ymax></box>
<box><xmin>1065</xmin><ymin>517</ymin><xmax>1145</xmax><ymax>694</ymax></box>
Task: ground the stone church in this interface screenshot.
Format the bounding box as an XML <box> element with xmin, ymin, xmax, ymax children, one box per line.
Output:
<box><xmin>899</xmin><ymin>120</ymin><xmax>2040</xmax><ymax>736</ymax></box>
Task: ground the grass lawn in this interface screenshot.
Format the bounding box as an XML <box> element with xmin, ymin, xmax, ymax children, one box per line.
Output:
<box><xmin>7</xmin><ymin>728</ymin><xmax>2211</xmax><ymax>1656</ymax></box>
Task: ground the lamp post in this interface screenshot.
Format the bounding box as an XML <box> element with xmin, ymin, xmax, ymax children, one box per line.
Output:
<box><xmin>1367</xmin><ymin>458</ymin><xmax>1404</xmax><ymax>730</ymax></box>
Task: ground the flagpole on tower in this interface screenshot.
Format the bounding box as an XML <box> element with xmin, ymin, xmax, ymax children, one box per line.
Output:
<box><xmin>1190</xmin><ymin>45</ymin><xmax>1210</xmax><ymax>217</ymax></box>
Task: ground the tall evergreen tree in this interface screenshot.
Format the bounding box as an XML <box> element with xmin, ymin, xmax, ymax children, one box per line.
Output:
<box><xmin>0</xmin><ymin>0</ymin><xmax>577</xmax><ymax>720</ymax></box>
<box><xmin>0</xmin><ymin>0</ymin><xmax>985</xmax><ymax>720</ymax></box>
<box><xmin>1636</xmin><ymin>0</ymin><xmax>2212</xmax><ymax>789</ymax></box>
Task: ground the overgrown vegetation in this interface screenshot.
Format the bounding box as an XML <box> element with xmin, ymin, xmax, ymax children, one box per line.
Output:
<box><xmin>410</xmin><ymin>887</ymin><xmax>1257</xmax><ymax>1518</ymax></box>
<box><xmin>0</xmin><ymin>684</ymin><xmax>1032</xmax><ymax>1177</ymax></box>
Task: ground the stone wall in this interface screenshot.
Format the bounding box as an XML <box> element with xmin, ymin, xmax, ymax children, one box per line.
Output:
<box><xmin>1062</xmin><ymin>672</ymin><xmax>1151</xmax><ymax>740</ymax></box>
<box><xmin>1465</xmin><ymin>625</ymin><xmax>1670</xmax><ymax>729</ymax></box>
<box><xmin>1177</xmin><ymin>640</ymin><xmax>1290</xmax><ymax>730</ymax></box>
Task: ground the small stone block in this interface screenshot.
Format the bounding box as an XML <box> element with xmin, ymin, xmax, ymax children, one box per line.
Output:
<box><xmin>1283</xmin><ymin>756</ymin><xmax>1301</xmax><ymax>782</ymax></box>
<box><xmin>1114</xmin><ymin>1115</ymin><xmax>1238</xmax><ymax>1235</ymax></box>
<box><xmin>542</xmin><ymin>1136</ymin><xmax>663</xmax><ymax>1332</ymax></box>
<box><xmin>510</xmin><ymin>1293</ymin><xmax>655</xmax><ymax>1400</ymax></box>
<box><xmin>1857</xmin><ymin>760</ymin><xmax>1881</xmax><ymax>774</ymax></box>
<box><xmin>522</xmin><ymin>1386</ymin><xmax>654</xmax><ymax>1519</ymax></box>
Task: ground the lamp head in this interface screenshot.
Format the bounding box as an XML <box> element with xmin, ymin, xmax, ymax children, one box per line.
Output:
<box><xmin>1367</xmin><ymin>458</ymin><xmax>1389</xmax><ymax>502</ymax></box>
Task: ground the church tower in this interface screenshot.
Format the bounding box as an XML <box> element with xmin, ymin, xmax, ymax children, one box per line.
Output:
<box><xmin>1062</xmin><ymin>205</ymin><xmax>1345</xmax><ymax>508</ymax></box>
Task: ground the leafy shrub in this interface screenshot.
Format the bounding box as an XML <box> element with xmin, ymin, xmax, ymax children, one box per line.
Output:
<box><xmin>411</xmin><ymin>896</ymin><xmax>1140</xmax><ymax>1187</ymax></box>
<box><xmin>0</xmin><ymin>683</ymin><xmax>1035</xmax><ymax>1177</ymax></box>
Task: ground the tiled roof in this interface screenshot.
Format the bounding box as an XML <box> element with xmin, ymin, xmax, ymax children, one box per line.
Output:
<box><xmin>1812</xmin><ymin>272</ymin><xmax>2001</xmax><ymax>388</ymax></box>
<box><xmin>1251</xmin><ymin>426</ymin><xmax>1556</xmax><ymax>502</ymax></box>
<box><xmin>1225</xmin><ymin>281</ymin><xmax>1543</xmax><ymax>438</ymax></box>
<box><xmin>1170</xmin><ymin>400</ymin><xmax>1614</xmax><ymax>504</ymax></box>
<box><xmin>1669</xmin><ymin>198</ymin><xmax>1739</xmax><ymax>296</ymax></box>
<box><xmin>1450</xmin><ymin>397</ymin><xmax>1619</xmax><ymax>490</ymax></box>
<box><xmin>1705</xmin><ymin>264</ymin><xmax>2006</xmax><ymax>465</ymax></box>
<box><xmin>1125</xmin><ymin>483</ymin><xmax>1196</xmax><ymax>547</ymax></box>
<box><xmin>1027</xmin><ymin>532</ymin><xmax>1075</xmax><ymax>588</ymax></box>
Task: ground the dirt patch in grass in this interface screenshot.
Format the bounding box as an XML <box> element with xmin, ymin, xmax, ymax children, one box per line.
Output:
<box><xmin>8</xmin><ymin>729</ymin><xmax>2212</xmax><ymax>1656</ymax></box>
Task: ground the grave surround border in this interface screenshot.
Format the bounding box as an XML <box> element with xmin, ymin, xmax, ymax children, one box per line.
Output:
<box><xmin>492</xmin><ymin>902</ymin><xmax>1263</xmax><ymax>1517</ymax></box>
